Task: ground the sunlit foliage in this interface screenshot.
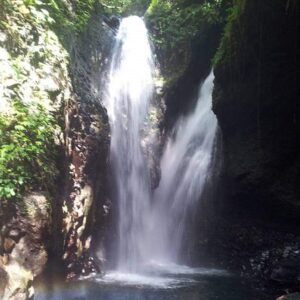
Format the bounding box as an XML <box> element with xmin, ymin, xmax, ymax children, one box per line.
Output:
<box><xmin>146</xmin><ymin>0</ymin><xmax>228</xmax><ymax>85</ymax></box>
<box><xmin>0</xmin><ymin>101</ymin><xmax>57</xmax><ymax>201</ymax></box>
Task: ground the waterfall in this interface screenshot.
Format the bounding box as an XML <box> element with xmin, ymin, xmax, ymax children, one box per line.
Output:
<box><xmin>147</xmin><ymin>71</ymin><xmax>218</xmax><ymax>264</ymax></box>
<box><xmin>105</xmin><ymin>15</ymin><xmax>218</xmax><ymax>273</ymax></box>
<box><xmin>104</xmin><ymin>16</ymin><xmax>154</xmax><ymax>272</ymax></box>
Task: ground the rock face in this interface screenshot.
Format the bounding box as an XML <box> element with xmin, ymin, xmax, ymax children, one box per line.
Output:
<box><xmin>163</xmin><ymin>24</ymin><xmax>222</xmax><ymax>131</ymax></box>
<box><xmin>213</xmin><ymin>0</ymin><xmax>300</xmax><ymax>209</ymax></box>
<box><xmin>0</xmin><ymin>2</ymin><xmax>74</xmax><ymax>298</ymax></box>
<box><xmin>59</xmin><ymin>12</ymin><xmax>113</xmax><ymax>279</ymax></box>
<box><xmin>0</xmin><ymin>193</ymin><xmax>51</xmax><ymax>300</ymax></box>
<box><xmin>0</xmin><ymin>2</ymin><xmax>114</xmax><ymax>296</ymax></box>
<box><xmin>209</xmin><ymin>0</ymin><xmax>300</xmax><ymax>295</ymax></box>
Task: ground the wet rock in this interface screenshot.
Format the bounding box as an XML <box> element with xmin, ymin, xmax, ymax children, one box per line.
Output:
<box><xmin>60</xmin><ymin>11</ymin><xmax>112</xmax><ymax>279</ymax></box>
<box><xmin>277</xmin><ymin>293</ymin><xmax>300</xmax><ymax>300</ymax></box>
<box><xmin>103</xmin><ymin>15</ymin><xmax>120</xmax><ymax>30</ymax></box>
<box><xmin>271</xmin><ymin>259</ymin><xmax>300</xmax><ymax>284</ymax></box>
<box><xmin>199</xmin><ymin>216</ymin><xmax>300</xmax><ymax>296</ymax></box>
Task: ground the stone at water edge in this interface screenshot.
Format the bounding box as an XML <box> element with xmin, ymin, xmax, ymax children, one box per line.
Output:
<box><xmin>277</xmin><ymin>293</ymin><xmax>300</xmax><ymax>300</ymax></box>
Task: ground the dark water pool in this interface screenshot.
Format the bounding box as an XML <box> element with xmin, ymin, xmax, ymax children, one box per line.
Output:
<box><xmin>35</xmin><ymin>267</ymin><xmax>268</xmax><ymax>300</ymax></box>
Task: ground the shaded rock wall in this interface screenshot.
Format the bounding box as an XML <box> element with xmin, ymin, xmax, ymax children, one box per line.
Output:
<box><xmin>58</xmin><ymin>13</ymin><xmax>114</xmax><ymax>279</ymax></box>
<box><xmin>213</xmin><ymin>0</ymin><xmax>300</xmax><ymax>210</ymax></box>
<box><xmin>208</xmin><ymin>0</ymin><xmax>300</xmax><ymax>296</ymax></box>
<box><xmin>163</xmin><ymin>24</ymin><xmax>222</xmax><ymax>130</ymax></box>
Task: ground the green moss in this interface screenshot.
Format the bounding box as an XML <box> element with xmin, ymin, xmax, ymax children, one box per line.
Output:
<box><xmin>213</xmin><ymin>0</ymin><xmax>246</xmax><ymax>67</ymax></box>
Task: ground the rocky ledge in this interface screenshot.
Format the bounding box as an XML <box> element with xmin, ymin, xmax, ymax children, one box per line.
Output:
<box><xmin>0</xmin><ymin>193</ymin><xmax>51</xmax><ymax>300</ymax></box>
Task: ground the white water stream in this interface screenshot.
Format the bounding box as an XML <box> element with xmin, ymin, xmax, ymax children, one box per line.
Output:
<box><xmin>104</xmin><ymin>16</ymin><xmax>154</xmax><ymax>272</ymax></box>
<box><xmin>146</xmin><ymin>71</ymin><xmax>218</xmax><ymax>263</ymax></box>
<box><xmin>104</xmin><ymin>16</ymin><xmax>218</xmax><ymax>279</ymax></box>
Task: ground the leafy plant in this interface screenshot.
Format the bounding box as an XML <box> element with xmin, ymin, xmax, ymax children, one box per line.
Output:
<box><xmin>213</xmin><ymin>0</ymin><xmax>245</xmax><ymax>66</ymax></box>
<box><xmin>146</xmin><ymin>0</ymin><xmax>226</xmax><ymax>84</ymax></box>
<box><xmin>100</xmin><ymin>0</ymin><xmax>150</xmax><ymax>15</ymax></box>
<box><xmin>0</xmin><ymin>100</ymin><xmax>58</xmax><ymax>203</ymax></box>
<box><xmin>0</xmin><ymin>0</ymin><xmax>69</xmax><ymax>216</ymax></box>
<box><xmin>43</xmin><ymin>0</ymin><xmax>96</xmax><ymax>34</ymax></box>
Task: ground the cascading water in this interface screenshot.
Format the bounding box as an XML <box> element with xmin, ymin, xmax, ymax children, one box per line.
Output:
<box><xmin>35</xmin><ymin>13</ymin><xmax>263</xmax><ymax>300</ymax></box>
<box><xmin>146</xmin><ymin>71</ymin><xmax>218</xmax><ymax>264</ymax></box>
<box><xmin>105</xmin><ymin>15</ymin><xmax>218</xmax><ymax>275</ymax></box>
<box><xmin>104</xmin><ymin>16</ymin><xmax>154</xmax><ymax>272</ymax></box>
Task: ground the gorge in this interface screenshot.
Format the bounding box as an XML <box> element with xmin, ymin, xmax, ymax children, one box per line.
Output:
<box><xmin>0</xmin><ymin>1</ymin><xmax>300</xmax><ymax>300</ymax></box>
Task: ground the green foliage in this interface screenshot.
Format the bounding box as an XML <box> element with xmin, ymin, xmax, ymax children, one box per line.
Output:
<box><xmin>213</xmin><ymin>0</ymin><xmax>245</xmax><ymax>66</ymax></box>
<box><xmin>100</xmin><ymin>0</ymin><xmax>150</xmax><ymax>15</ymax></box>
<box><xmin>44</xmin><ymin>0</ymin><xmax>96</xmax><ymax>35</ymax></box>
<box><xmin>146</xmin><ymin>0</ymin><xmax>226</xmax><ymax>85</ymax></box>
<box><xmin>147</xmin><ymin>0</ymin><xmax>222</xmax><ymax>49</ymax></box>
<box><xmin>99</xmin><ymin>0</ymin><xmax>133</xmax><ymax>14</ymax></box>
<box><xmin>0</xmin><ymin>0</ymin><xmax>57</xmax><ymax>58</ymax></box>
<box><xmin>0</xmin><ymin>0</ymin><xmax>101</xmax><ymax>42</ymax></box>
<box><xmin>0</xmin><ymin>100</ymin><xmax>58</xmax><ymax>202</ymax></box>
<box><xmin>0</xmin><ymin>0</ymin><xmax>69</xmax><ymax>211</ymax></box>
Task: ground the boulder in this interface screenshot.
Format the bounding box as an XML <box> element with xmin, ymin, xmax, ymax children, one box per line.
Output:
<box><xmin>0</xmin><ymin>193</ymin><xmax>51</xmax><ymax>300</ymax></box>
<box><xmin>277</xmin><ymin>293</ymin><xmax>300</xmax><ymax>300</ymax></box>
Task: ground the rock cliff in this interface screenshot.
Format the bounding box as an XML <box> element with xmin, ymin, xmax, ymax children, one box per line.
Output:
<box><xmin>0</xmin><ymin>2</ymin><xmax>114</xmax><ymax>298</ymax></box>
<box><xmin>210</xmin><ymin>0</ymin><xmax>300</xmax><ymax>295</ymax></box>
<box><xmin>213</xmin><ymin>0</ymin><xmax>300</xmax><ymax>210</ymax></box>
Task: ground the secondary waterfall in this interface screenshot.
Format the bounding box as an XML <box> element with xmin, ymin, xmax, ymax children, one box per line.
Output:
<box><xmin>146</xmin><ymin>71</ymin><xmax>218</xmax><ymax>264</ymax></box>
<box><xmin>105</xmin><ymin>16</ymin><xmax>154</xmax><ymax>272</ymax></box>
<box><xmin>105</xmin><ymin>15</ymin><xmax>218</xmax><ymax>273</ymax></box>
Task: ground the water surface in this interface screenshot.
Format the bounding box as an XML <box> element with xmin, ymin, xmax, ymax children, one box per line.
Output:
<box><xmin>36</xmin><ymin>266</ymin><xmax>263</xmax><ymax>300</ymax></box>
